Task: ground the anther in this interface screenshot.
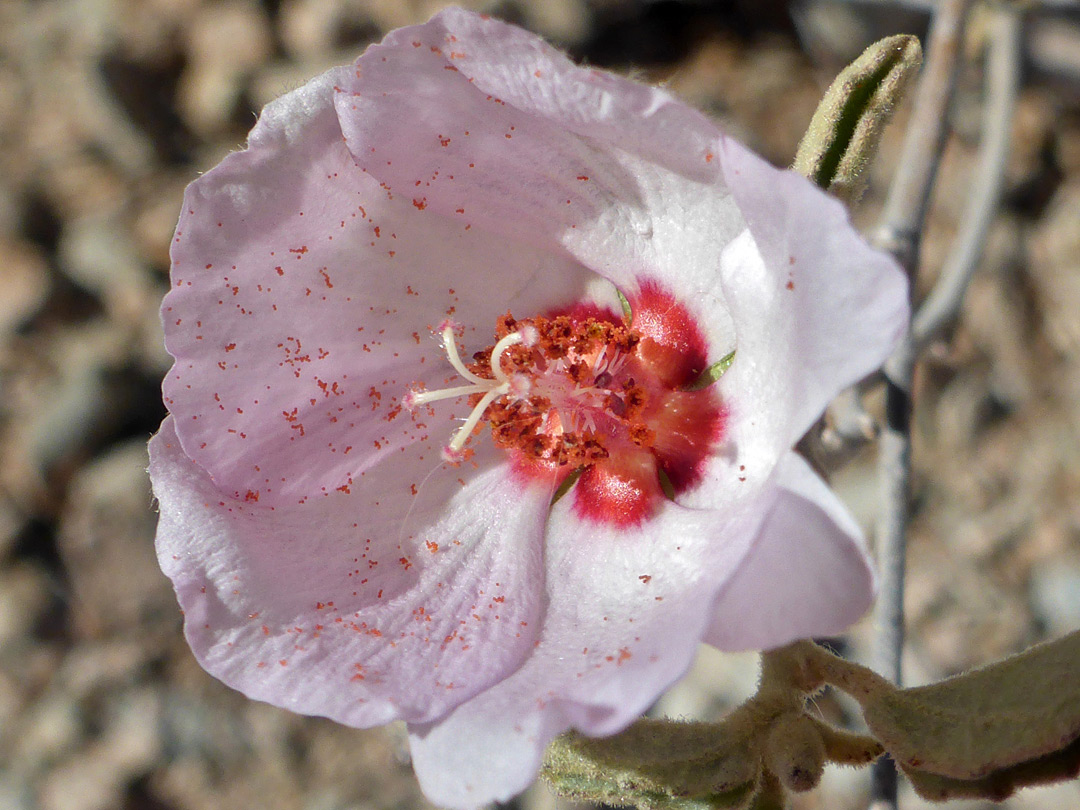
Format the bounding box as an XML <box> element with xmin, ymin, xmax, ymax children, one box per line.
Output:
<box><xmin>412</xmin><ymin>324</ymin><xmax>540</xmax><ymax>460</ymax></box>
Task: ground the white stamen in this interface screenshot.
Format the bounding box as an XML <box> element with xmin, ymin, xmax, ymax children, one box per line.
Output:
<box><xmin>606</xmin><ymin>352</ymin><xmax>629</xmax><ymax>376</ymax></box>
<box><xmin>412</xmin><ymin>325</ymin><xmax>545</xmax><ymax>461</ymax></box>
<box><xmin>440</xmin><ymin>325</ymin><xmax>490</xmax><ymax>385</ymax></box>
<box><xmin>489</xmin><ymin>331</ymin><xmax>524</xmax><ymax>384</ymax></box>
<box><xmin>447</xmin><ymin>384</ymin><xmax>508</xmax><ymax>452</ymax></box>
<box><xmin>406</xmin><ymin>383</ymin><xmax>492</xmax><ymax>408</ymax></box>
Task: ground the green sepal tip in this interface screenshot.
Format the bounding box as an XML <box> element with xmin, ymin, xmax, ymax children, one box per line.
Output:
<box><xmin>550</xmin><ymin>468</ymin><xmax>583</xmax><ymax>505</ymax></box>
<box><xmin>617</xmin><ymin>288</ymin><xmax>634</xmax><ymax>324</ymax></box>
<box><xmin>684</xmin><ymin>350</ymin><xmax>736</xmax><ymax>391</ymax></box>
<box><xmin>793</xmin><ymin>34</ymin><xmax>922</xmax><ymax>206</ymax></box>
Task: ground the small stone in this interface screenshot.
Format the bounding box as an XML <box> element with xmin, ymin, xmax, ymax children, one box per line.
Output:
<box><xmin>57</xmin><ymin>440</ymin><xmax>172</xmax><ymax>637</ymax></box>
<box><xmin>131</xmin><ymin>173</ymin><xmax>190</xmax><ymax>269</ymax></box>
<box><xmin>58</xmin><ymin>214</ymin><xmax>147</xmax><ymax>308</ymax></box>
<box><xmin>279</xmin><ymin>0</ymin><xmax>361</xmax><ymax>62</ymax></box>
<box><xmin>0</xmin><ymin>563</ymin><xmax>54</xmax><ymax>647</ymax></box>
<box><xmin>178</xmin><ymin>1</ymin><xmax>273</xmax><ymax>135</ymax></box>
<box><xmin>1030</xmin><ymin>182</ymin><xmax>1080</xmax><ymax>357</ymax></box>
<box><xmin>0</xmin><ymin>777</ymin><xmax>34</xmax><ymax>810</ymax></box>
<box><xmin>1029</xmin><ymin>561</ymin><xmax>1080</xmax><ymax>638</ymax></box>
<box><xmin>37</xmin><ymin>689</ymin><xmax>162</xmax><ymax>810</ymax></box>
<box><xmin>58</xmin><ymin>640</ymin><xmax>156</xmax><ymax>700</ymax></box>
<box><xmin>39</xmin><ymin>754</ymin><xmax>122</xmax><ymax>810</ymax></box>
<box><xmin>11</xmin><ymin>695</ymin><xmax>83</xmax><ymax>768</ymax></box>
<box><xmin>0</xmin><ymin>239</ymin><xmax>49</xmax><ymax>336</ymax></box>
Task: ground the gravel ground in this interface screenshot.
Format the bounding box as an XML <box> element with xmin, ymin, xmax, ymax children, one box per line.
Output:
<box><xmin>0</xmin><ymin>2</ymin><xmax>1078</xmax><ymax>809</ymax></box>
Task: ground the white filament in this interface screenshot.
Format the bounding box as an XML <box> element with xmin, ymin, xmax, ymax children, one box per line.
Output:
<box><xmin>407</xmin><ymin>325</ymin><xmax>533</xmax><ymax>460</ymax></box>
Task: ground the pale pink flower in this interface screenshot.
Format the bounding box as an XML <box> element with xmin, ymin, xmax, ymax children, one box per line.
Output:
<box><xmin>150</xmin><ymin>8</ymin><xmax>907</xmax><ymax>807</ymax></box>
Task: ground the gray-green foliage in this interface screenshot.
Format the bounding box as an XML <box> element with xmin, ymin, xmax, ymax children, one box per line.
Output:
<box><xmin>541</xmin><ymin>634</ymin><xmax>1080</xmax><ymax>809</ymax></box>
<box><xmin>793</xmin><ymin>35</ymin><xmax>922</xmax><ymax>204</ymax></box>
<box><xmin>541</xmin><ymin>644</ymin><xmax>883</xmax><ymax>810</ymax></box>
<box><xmin>859</xmin><ymin>630</ymin><xmax>1080</xmax><ymax>800</ymax></box>
<box><xmin>542</xmin><ymin>716</ymin><xmax>762</xmax><ymax>810</ymax></box>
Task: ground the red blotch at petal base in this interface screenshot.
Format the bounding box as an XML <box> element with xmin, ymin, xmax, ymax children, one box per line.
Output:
<box><xmin>406</xmin><ymin>281</ymin><xmax>726</xmax><ymax>526</ymax></box>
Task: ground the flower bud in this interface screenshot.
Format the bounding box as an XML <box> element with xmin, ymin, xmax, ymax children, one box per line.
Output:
<box><xmin>764</xmin><ymin>713</ymin><xmax>826</xmax><ymax>793</ymax></box>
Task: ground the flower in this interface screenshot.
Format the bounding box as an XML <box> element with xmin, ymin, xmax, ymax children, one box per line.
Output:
<box><xmin>150</xmin><ymin>8</ymin><xmax>908</xmax><ymax>808</ymax></box>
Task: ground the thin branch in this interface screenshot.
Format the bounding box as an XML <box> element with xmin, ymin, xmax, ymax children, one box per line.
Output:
<box><xmin>910</xmin><ymin>6</ymin><xmax>1023</xmax><ymax>354</ymax></box>
<box><xmin>868</xmin><ymin>1</ymin><xmax>977</xmax><ymax>809</ymax></box>
<box><xmin>871</xmin><ymin>0</ymin><xmax>974</xmax><ymax>290</ymax></box>
<box><xmin>810</xmin><ymin>0</ymin><xmax>1075</xmax><ymax>10</ymax></box>
<box><xmin>813</xmin><ymin>5</ymin><xmax>1021</xmax><ymax>461</ymax></box>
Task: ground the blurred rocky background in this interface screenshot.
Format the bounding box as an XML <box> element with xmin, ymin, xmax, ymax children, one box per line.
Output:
<box><xmin>0</xmin><ymin>0</ymin><xmax>1078</xmax><ymax>808</ymax></box>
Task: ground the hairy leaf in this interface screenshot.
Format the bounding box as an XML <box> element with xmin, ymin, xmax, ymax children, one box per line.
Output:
<box><xmin>542</xmin><ymin>718</ymin><xmax>762</xmax><ymax>809</ymax></box>
<box><xmin>863</xmin><ymin>631</ymin><xmax>1080</xmax><ymax>780</ymax></box>
<box><xmin>902</xmin><ymin>734</ymin><xmax>1080</xmax><ymax>802</ymax></box>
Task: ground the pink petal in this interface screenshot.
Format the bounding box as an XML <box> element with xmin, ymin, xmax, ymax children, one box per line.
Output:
<box><xmin>408</xmin><ymin>492</ymin><xmax>770</xmax><ymax>808</ymax></box>
<box><xmin>154</xmin><ymin>12</ymin><xmax>914</xmax><ymax>810</ymax></box>
<box><xmin>164</xmin><ymin>64</ymin><xmax>598</xmax><ymax>505</ymax></box>
<box><xmin>716</xmin><ymin>136</ymin><xmax>910</xmax><ymax>448</ymax></box>
<box><xmin>150</xmin><ymin>417</ymin><xmax>551</xmax><ymax>726</ymax></box>
<box><xmin>704</xmin><ymin>452</ymin><xmax>876</xmax><ymax>651</ymax></box>
<box><xmin>336</xmin><ymin>9</ymin><xmax>745</xmax><ymax>358</ymax></box>
<box><xmin>669</xmin><ymin>146</ymin><xmax>906</xmax><ymax>550</ymax></box>
<box><xmin>342</xmin><ymin>7</ymin><xmax>723</xmax><ymax>200</ymax></box>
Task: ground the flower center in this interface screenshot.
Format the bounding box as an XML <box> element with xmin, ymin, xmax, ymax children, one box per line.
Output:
<box><xmin>407</xmin><ymin>293</ymin><xmax>726</xmax><ymax>526</ymax></box>
<box><xmin>407</xmin><ymin>313</ymin><xmax>645</xmax><ymax>464</ymax></box>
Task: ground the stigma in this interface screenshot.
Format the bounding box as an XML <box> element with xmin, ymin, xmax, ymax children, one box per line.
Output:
<box><xmin>407</xmin><ymin>288</ymin><xmax>726</xmax><ymax>526</ymax></box>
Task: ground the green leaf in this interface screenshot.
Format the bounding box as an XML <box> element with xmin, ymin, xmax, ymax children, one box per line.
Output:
<box><xmin>539</xmin><ymin>646</ymin><xmax>895</xmax><ymax>810</ymax></box>
<box><xmin>542</xmin><ymin>771</ymin><xmax>758</xmax><ymax>810</ymax></box>
<box><xmin>684</xmin><ymin>350</ymin><xmax>735</xmax><ymax>391</ymax></box>
<box><xmin>793</xmin><ymin>34</ymin><xmax>922</xmax><ymax>205</ymax></box>
<box><xmin>862</xmin><ymin>630</ymin><xmax>1080</xmax><ymax>781</ymax></box>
